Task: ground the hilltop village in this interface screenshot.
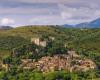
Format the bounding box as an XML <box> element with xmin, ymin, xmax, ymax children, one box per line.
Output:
<box><xmin>0</xmin><ymin>25</ymin><xmax>100</xmax><ymax>80</ymax></box>
<box><xmin>0</xmin><ymin>36</ymin><xmax>96</xmax><ymax>73</ymax></box>
<box><xmin>19</xmin><ymin>53</ymin><xmax>96</xmax><ymax>73</ymax></box>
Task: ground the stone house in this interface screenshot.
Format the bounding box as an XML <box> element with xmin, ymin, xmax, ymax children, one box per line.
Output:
<box><xmin>31</xmin><ymin>38</ymin><xmax>47</xmax><ymax>47</ymax></box>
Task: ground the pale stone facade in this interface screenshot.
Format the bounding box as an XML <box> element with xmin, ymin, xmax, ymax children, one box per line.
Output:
<box><xmin>31</xmin><ymin>38</ymin><xmax>47</xmax><ymax>47</ymax></box>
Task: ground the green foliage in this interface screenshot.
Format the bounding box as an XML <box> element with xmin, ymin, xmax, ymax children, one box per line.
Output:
<box><xmin>0</xmin><ymin>70</ymin><xmax>96</xmax><ymax>80</ymax></box>
<box><xmin>3</xmin><ymin>56</ymin><xmax>12</xmax><ymax>64</ymax></box>
<box><xmin>0</xmin><ymin>26</ymin><xmax>100</xmax><ymax>79</ymax></box>
<box><xmin>0</xmin><ymin>36</ymin><xmax>29</xmax><ymax>50</ymax></box>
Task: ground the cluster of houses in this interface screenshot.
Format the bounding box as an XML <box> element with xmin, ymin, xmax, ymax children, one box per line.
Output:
<box><xmin>72</xmin><ymin>59</ymin><xmax>96</xmax><ymax>72</ymax></box>
<box><xmin>0</xmin><ymin>51</ymin><xmax>96</xmax><ymax>73</ymax></box>
<box><xmin>18</xmin><ymin>51</ymin><xmax>96</xmax><ymax>73</ymax></box>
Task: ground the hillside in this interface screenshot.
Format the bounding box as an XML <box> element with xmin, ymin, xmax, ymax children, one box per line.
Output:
<box><xmin>0</xmin><ymin>26</ymin><xmax>100</xmax><ymax>51</ymax></box>
<box><xmin>0</xmin><ymin>26</ymin><xmax>99</xmax><ymax>64</ymax></box>
<box><xmin>0</xmin><ymin>26</ymin><xmax>66</xmax><ymax>50</ymax></box>
<box><xmin>0</xmin><ymin>26</ymin><xmax>100</xmax><ymax>55</ymax></box>
<box><xmin>0</xmin><ymin>25</ymin><xmax>100</xmax><ymax>79</ymax></box>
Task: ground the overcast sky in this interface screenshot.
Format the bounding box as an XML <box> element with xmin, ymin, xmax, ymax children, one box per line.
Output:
<box><xmin>0</xmin><ymin>0</ymin><xmax>100</xmax><ymax>27</ymax></box>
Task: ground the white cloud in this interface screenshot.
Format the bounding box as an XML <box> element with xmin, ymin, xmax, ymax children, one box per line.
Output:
<box><xmin>61</xmin><ymin>12</ymin><xmax>72</xmax><ymax>19</ymax></box>
<box><xmin>0</xmin><ymin>0</ymin><xmax>100</xmax><ymax>26</ymax></box>
<box><xmin>59</xmin><ymin>4</ymin><xmax>100</xmax><ymax>21</ymax></box>
<box><xmin>0</xmin><ymin>18</ymin><xmax>15</xmax><ymax>25</ymax></box>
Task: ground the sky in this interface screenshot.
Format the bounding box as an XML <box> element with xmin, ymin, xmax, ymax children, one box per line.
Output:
<box><xmin>0</xmin><ymin>0</ymin><xmax>100</xmax><ymax>27</ymax></box>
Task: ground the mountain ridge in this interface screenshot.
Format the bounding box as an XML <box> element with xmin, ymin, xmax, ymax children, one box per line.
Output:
<box><xmin>63</xmin><ymin>18</ymin><xmax>100</xmax><ymax>28</ymax></box>
<box><xmin>0</xmin><ymin>26</ymin><xmax>13</xmax><ymax>30</ymax></box>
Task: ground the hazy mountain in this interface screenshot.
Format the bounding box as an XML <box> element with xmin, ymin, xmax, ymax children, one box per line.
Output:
<box><xmin>75</xmin><ymin>22</ymin><xmax>90</xmax><ymax>28</ymax></box>
<box><xmin>63</xmin><ymin>24</ymin><xmax>74</xmax><ymax>28</ymax></box>
<box><xmin>75</xmin><ymin>18</ymin><xmax>100</xmax><ymax>28</ymax></box>
<box><xmin>0</xmin><ymin>26</ymin><xmax>13</xmax><ymax>30</ymax></box>
<box><xmin>90</xmin><ymin>18</ymin><xmax>100</xmax><ymax>28</ymax></box>
<box><xmin>64</xmin><ymin>18</ymin><xmax>100</xmax><ymax>28</ymax></box>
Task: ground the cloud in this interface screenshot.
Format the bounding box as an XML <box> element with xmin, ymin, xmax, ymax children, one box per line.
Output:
<box><xmin>30</xmin><ymin>15</ymin><xmax>62</xmax><ymax>25</ymax></box>
<box><xmin>0</xmin><ymin>0</ymin><xmax>81</xmax><ymax>4</ymax></box>
<box><xmin>59</xmin><ymin>4</ymin><xmax>100</xmax><ymax>21</ymax></box>
<box><xmin>61</xmin><ymin>12</ymin><xmax>72</xmax><ymax>19</ymax></box>
<box><xmin>0</xmin><ymin>18</ymin><xmax>15</xmax><ymax>25</ymax></box>
<box><xmin>0</xmin><ymin>0</ymin><xmax>100</xmax><ymax>26</ymax></box>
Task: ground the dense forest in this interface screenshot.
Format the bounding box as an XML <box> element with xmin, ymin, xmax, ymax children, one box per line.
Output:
<box><xmin>0</xmin><ymin>26</ymin><xmax>100</xmax><ymax>80</ymax></box>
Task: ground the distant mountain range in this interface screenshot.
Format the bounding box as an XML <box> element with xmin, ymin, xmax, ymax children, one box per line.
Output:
<box><xmin>0</xmin><ymin>26</ymin><xmax>13</xmax><ymax>30</ymax></box>
<box><xmin>63</xmin><ymin>18</ymin><xmax>100</xmax><ymax>28</ymax></box>
<box><xmin>0</xmin><ymin>18</ymin><xmax>100</xmax><ymax>29</ymax></box>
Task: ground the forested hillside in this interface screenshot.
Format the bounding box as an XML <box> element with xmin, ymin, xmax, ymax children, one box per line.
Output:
<box><xmin>0</xmin><ymin>26</ymin><xmax>100</xmax><ymax>52</ymax></box>
<box><xmin>0</xmin><ymin>26</ymin><xmax>100</xmax><ymax>80</ymax></box>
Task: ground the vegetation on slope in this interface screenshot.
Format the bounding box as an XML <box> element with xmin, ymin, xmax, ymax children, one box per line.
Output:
<box><xmin>0</xmin><ymin>25</ymin><xmax>100</xmax><ymax>80</ymax></box>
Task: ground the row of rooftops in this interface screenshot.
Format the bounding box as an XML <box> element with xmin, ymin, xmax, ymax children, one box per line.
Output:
<box><xmin>17</xmin><ymin>51</ymin><xmax>96</xmax><ymax>73</ymax></box>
